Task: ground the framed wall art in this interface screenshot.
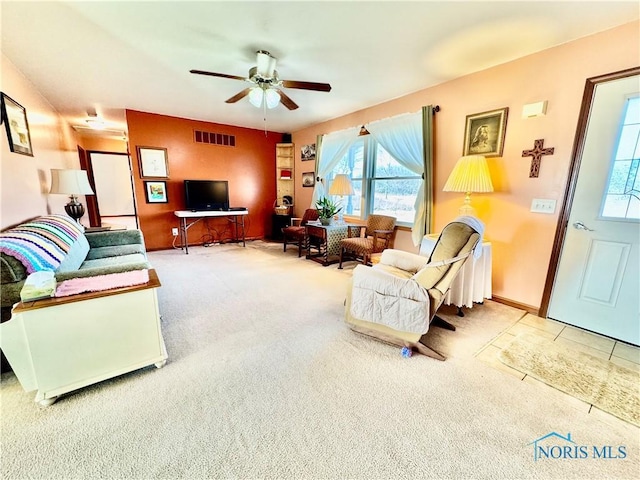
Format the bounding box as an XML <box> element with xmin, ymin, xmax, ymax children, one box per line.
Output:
<box><xmin>137</xmin><ymin>146</ymin><xmax>169</xmax><ymax>178</ymax></box>
<box><xmin>1</xmin><ymin>92</ymin><xmax>33</xmax><ymax>156</ymax></box>
<box><xmin>462</xmin><ymin>107</ymin><xmax>508</xmax><ymax>157</ymax></box>
<box><xmin>144</xmin><ymin>181</ymin><xmax>168</xmax><ymax>203</ymax></box>
<box><xmin>302</xmin><ymin>172</ymin><xmax>315</xmax><ymax>187</ymax></box>
<box><xmin>301</xmin><ymin>143</ymin><xmax>316</xmax><ymax>161</ymax></box>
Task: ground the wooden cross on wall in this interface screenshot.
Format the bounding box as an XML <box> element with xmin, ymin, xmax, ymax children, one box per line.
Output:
<box><xmin>522</xmin><ymin>139</ymin><xmax>555</xmax><ymax>178</ymax></box>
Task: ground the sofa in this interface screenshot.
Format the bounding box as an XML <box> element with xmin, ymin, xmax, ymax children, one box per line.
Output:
<box><xmin>0</xmin><ymin>214</ymin><xmax>150</xmax><ymax>323</ymax></box>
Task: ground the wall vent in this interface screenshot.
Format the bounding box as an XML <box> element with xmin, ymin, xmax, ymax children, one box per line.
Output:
<box><xmin>194</xmin><ymin>130</ymin><xmax>236</xmax><ymax>147</ymax></box>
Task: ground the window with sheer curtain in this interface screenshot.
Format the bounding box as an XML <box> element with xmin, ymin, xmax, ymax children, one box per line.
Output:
<box><xmin>327</xmin><ymin>136</ymin><xmax>422</xmax><ymax>226</ymax></box>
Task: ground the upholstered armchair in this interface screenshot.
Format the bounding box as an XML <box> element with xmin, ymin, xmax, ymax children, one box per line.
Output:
<box><xmin>344</xmin><ymin>220</ymin><xmax>481</xmax><ymax>360</ymax></box>
<box><xmin>282</xmin><ymin>209</ymin><xmax>319</xmax><ymax>257</ymax></box>
<box><xmin>338</xmin><ymin>214</ymin><xmax>396</xmax><ymax>268</ymax></box>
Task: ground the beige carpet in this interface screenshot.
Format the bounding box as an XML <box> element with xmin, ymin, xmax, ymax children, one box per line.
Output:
<box><xmin>499</xmin><ymin>333</ymin><xmax>640</xmax><ymax>427</ymax></box>
<box><xmin>1</xmin><ymin>241</ymin><xmax>639</xmax><ymax>479</ymax></box>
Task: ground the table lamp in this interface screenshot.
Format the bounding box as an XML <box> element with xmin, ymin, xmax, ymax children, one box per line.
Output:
<box><xmin>442</xmin><ymin>155</ymin><xmax>493</xmax><ymax>217</ymax></box>
<box><xmin>49</xmin><ymin>169</ymin><xmax>94</xmax><ymax>223</ymax></box>
<box><xmin>329</xmin><ymin>174</ymin><xmax>355</xmax><ymax>224</ymax></box>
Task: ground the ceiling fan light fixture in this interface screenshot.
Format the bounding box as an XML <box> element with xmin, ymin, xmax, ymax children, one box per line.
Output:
<box><xmin>265</xmin><ymin>88</ymin><xmax>280</xmax><ymax>109</ymax></box>
<box><xmin>248</xmin><ymin>86</ymin><xmax>281</xmax><ymax>109</ymax></box>
<box><xmin>256</xmin><ymin>50</ymin><xmax>276</xmax><ymax>78</ymax></box>
<box><xmin>248</xmin><ymin>86</ymin><xmax>264</xmax><ymax>108</ymax></box>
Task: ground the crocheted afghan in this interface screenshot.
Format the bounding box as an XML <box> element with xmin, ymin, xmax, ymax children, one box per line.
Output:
<box><xmin>0</xmin><ymin>215</ymin><xmax>84</xmax><ymax>273</ymax></box>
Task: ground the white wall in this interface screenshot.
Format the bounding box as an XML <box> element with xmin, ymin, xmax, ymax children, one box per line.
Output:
<box><xmin>0</xmin><ymin>53</ymin><xmax>79</xmax><ymax>229</ymax></box>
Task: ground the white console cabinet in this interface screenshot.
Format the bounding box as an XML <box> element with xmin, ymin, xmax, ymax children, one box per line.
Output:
<box><xmin>0</xmin><ymin>269</ymin><xmax>167</xmax><ymax>406</ymax></box>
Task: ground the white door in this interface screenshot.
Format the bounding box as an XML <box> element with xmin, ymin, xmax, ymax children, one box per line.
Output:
<box><xmin>90</xmin><ymin>153</ymin><xmax>136</xmax><ymax>216</ymax></box>
<box><xmin>548</xmin><ymin>74</ymin><xmax>640</xmax><ymax>346</ymax></box>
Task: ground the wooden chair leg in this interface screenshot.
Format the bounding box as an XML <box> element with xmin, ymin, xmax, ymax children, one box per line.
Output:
<box><xmin>338</xmin><ymin>247</ymin><xmax>344</xmax><ymax>269</ymax></box>
<box><xmin>297</xmin><ymin>237</ymin><xmax>303</xmax><ymax>257</ymax></box>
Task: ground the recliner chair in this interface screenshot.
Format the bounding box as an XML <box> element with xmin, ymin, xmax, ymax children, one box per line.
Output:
<box><xmin>345</xmin><ymin>220</ymin><xmax>481</xmax><ymax>360</ymax></box>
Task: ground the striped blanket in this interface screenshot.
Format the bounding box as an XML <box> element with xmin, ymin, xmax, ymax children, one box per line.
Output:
<box><xmin>0</xmin><ymin>215</ymin><xmax>84</xmax><ymax>273</ymax></box>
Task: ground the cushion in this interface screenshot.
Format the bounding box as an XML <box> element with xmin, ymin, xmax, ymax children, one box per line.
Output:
<box><xmin>283</xmin><ymin>226</ymin><xmax>305</xmax><ymax>236</ymax></box>
<box><xmin>55</xmin><ymin>234</ymin><xmax>90</xmax><ymax>273</ymax></box>
<box><xmin>0</xmin><ymin>214</ymin><xmax>84</xmax><ymax>273</ymax></box>
<box><xmin>412</xmin><ymin>222</ymin><xmax>476</xmax><ymax>289</ymax></box>
<box><xmin>85</xmin><ymin>243</ymin><xmax>146</xmax><ymax>260</ymax></box>
<box><xmin>79</xmin><ymin>253</ymin><xmax>148</xmax><ymax>271</ymax></box>
<box><xmin>374</xmin><ymin>263</ymin><xmax>414</xmax><ymax>280</ymax></box>
<box><xmin>379</xmin><ymin>249</ymin><xmax>427</xmax><ymax>274</ymax></box>
<box><xmin>341</xmin><ymin>237</ymin><xmax>373</xmax><ymax>255</ymax></box>
<box><xmin>1</xmin><ymin>254</ymin><xmax>26</xmax><ymax>283</ymax></box>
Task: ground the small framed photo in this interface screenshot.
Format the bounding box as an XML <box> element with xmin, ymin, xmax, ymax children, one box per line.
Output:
<box><xmin>137</xmin><ymin>146</ymin><xmax>169</xmax><ymax>178</ymax></box>
<box><xmin>301</xmin><ymin>143</ymin><xmax>316</xmax><ymax>161</ymax></box>
<box><xmin>463</xmin><ymin>107</ymin><xmax>508</xmax><ymax>157</ymax></box>
<box><xmin>1</xmin><ymin>93</ymin><xmax>33</xmax><ymax>156</ymax></box>
<box><xmin>302</xmin><ymin>172</ymin><xmax>315</xmax><ymax>187</ymax></box>
<box><xmin>144</xmin><ymin>181</ymin><xmax>168</xmax><ymax>203</ymax></box>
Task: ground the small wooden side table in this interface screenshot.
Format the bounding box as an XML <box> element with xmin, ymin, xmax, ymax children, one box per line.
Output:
<box><xmin>305</xmin><ymin>224</ymin><xmax>349</xmax><ymax>266</ymax></box>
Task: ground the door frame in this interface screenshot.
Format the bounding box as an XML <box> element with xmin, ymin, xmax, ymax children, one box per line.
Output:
<box><xmin>78</xmin><ymin>148</ymin><xmax>139</xmax><ymax>228</ymax></box>
<box><xmin>540</xmin><ymin>66</ymin><xmax>640</xmax><ymax>317</ymax></box>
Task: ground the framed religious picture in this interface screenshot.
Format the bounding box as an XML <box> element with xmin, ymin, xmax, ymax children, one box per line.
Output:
<box><xmin>144</xmin><ymin>181</ymin><xmax>168</xmax><ymax>203</ymax></box>
<box><xmin>1</xmin><ymin>93</ymin><xmax>33</xmax><ymax>156</ymax></box>
<box><xmin>462</xmin><ymin>107</ymin><xmax>508</xmax><ymax>157</ymax></box>
<box><xmin>302</xmin><ymin>172</ymin><xmax>315</xmax><ymax>187</ymax></box>
<box><xmin>301</xmin><ymin>143</ymin><xmax>316</xmax><ymax>161</ymax></box>
<box><xmin>137</xmin><ymin>146</ymin><xmax>169</xmax><ymax>178</ymax></box>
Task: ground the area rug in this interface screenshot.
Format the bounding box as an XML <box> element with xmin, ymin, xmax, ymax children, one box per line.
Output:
<box><xmin>55</xmin><ymin>269</ymin><xmax>149</xmax><ymax>297</ymax></box>
<box><xmin>499</xmin><ymin>333</ymin><xmax>640</xmax><ymax>427</ymax></box>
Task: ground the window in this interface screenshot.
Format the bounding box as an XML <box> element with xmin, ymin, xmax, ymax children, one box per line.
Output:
<box><xmin>327</xmin><ymin>136</ymin><xmax>422</xmax><ymax>226</ymax></box>
<box><xmin>601</xmin><ymin>95</ymin><xmax>640</xmax><ymax>220</ymax></box>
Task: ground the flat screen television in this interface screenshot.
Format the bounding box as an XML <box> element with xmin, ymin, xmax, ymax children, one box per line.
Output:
<box><xmin>184</xmin><ymin>180</ymin><xmax>229</xmax><ymax>211</ymax></box>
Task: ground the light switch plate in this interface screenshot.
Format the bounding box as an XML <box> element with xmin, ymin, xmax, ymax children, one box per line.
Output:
<box><xmin>531</xmin><ymin>198</ymin><xmax>556</xmax><ymax>214</ymax></box>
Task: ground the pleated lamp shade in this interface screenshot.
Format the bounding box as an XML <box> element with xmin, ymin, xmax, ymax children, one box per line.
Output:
<box><xmin>329</xmin><ymin>174</ymin><xmax>355</xmax><ymax>196</ymax></box>
<box><xmin>329</xmin><ymin>174</ymin><xmax>354</xmax><ymax>224</ymax></box>
<box><xmin>49</xmin><ymin>169</ymin><xmax>94</xmax><ymax>222</ymax></box>
<box><xmin>443</xmin><ymin>155</ymin><xmax>493</xmax><ymax>216</ymax></box>
<box><xmin>50</xmin><ymin>169</ymin><xmax>94</xmax><ymax>196</ymax></box>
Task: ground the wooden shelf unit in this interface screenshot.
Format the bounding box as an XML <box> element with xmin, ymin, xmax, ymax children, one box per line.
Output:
<box><xmin>276</xmin><ymin>143</ymin><xmax>295</xmax><ymax>205</ymax></box>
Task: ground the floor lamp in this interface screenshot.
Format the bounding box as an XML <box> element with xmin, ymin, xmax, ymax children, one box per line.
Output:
<box><xmin>49</xmin><ymin>169</ymin><xmax>95</xmax><ymax>223</ymax></box>
<box><xmin>442</xmin><ymin>155</ymin><xmax>493</xmax><ymax>217</ymax></box>
<box><xmin>329</xmin><ymin>174</ymin><xmax>355</xmax><ymax>224</ymax></box>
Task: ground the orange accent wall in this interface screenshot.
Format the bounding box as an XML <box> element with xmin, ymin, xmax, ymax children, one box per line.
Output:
<box><xmin>126</xmin><ymin>110</ymin><xmax>281</xmax><ymax>250</ymax></box>
<box><xmin>291</xmin><ymin>21</ymin><xmax>639</xmax><ymax>310</ymax></box>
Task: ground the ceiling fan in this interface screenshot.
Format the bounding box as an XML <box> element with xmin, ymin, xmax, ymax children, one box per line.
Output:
<box><xmin>190</xmin><ymin>50</ymin><xmax>331</xmax><ymax>111</ymax></box>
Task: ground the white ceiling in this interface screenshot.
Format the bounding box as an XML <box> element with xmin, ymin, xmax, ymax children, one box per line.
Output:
<box><xmin>1</xmin><ymin>1</ymin><xmax>638</xmax><ymax>135</ymax></box>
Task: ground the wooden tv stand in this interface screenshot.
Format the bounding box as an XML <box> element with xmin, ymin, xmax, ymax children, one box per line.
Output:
<box><xmin>0</xmin><ymin>270</ymin><xmax>168</xmax><ymax>406</ymax></box>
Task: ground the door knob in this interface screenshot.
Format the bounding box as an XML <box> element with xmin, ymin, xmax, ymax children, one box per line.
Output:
<box><xmin>573</xmin><ymin>221</ymin><xmax>594</xmax><ymax>231</ymax></box>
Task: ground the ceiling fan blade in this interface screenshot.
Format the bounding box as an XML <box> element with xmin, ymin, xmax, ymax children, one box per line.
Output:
<box><xmin>276</xmin><ymin>89</ymin><xmax>299</xmax><ymax>110</ymax></box>
<box><xmin>225</xmin><ymin>88</ymin><xmax>252</xmax><ymax>104</ymax></box>
<box><xmin>190</xmin><ymin>69</ymin><xmax>247</xmax><ymax>81</ymax></box>
<box><xmin>281</xmin><ymin>79</ymin><xmax>332</xmax><ymax>92</ymax></box>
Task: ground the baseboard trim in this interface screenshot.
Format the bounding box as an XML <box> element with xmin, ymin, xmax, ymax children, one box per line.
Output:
<box><xmin>491</xmin><ymin>295</ymin><xmax>539</xmax><ymax>317</ymax></box>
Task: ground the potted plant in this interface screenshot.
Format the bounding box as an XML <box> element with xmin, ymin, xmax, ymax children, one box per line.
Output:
<box><xmin>315</xmin><ymin>196</ymin><xmax>342</xmax><ymax>226</ymax></box>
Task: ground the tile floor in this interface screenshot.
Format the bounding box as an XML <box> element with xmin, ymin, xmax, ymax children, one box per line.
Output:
<box><xmin>476</xmin><ymin>313</ymin><xmax>640</xmax><ymax>429</ymax></box>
